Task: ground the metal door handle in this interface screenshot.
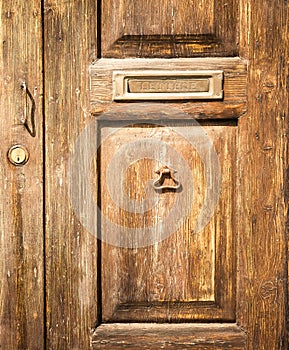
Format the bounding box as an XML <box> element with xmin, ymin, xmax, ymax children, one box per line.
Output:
<box><xmin>21</xmin><ymin>82</ymin><xmax>36</xmax><ymax>137</ymax></box>
<box><xmin>153</xmin><ymin>165</ymin><xmax>181</xmax><ymax>191</ymax></box>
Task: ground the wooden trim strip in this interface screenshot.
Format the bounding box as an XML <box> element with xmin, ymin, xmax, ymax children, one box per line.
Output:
<box><xmin>92</xmin><ymin>323</ymin><xmax>246</xmax><ymax>349</ymax></box>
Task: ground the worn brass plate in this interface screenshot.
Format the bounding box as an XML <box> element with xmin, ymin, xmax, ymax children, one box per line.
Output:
<box><xmin>128</xmin><ymin>78</ymin><xmax>210</xmax><ymax>94</ymax></box>
<box><xmin>113</xmin><ymin>70</ymin><xmax>223</xmax><ymax>100</ymax></box>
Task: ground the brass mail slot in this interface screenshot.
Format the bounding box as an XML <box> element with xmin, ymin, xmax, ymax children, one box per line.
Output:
<box><xmin>113</xmin><ymin>70</ymin><xmax>223</xmax><ymax>100</ymax></box>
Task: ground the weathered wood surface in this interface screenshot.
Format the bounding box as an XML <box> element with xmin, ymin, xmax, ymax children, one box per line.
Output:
<box><xmin>0</xmin><ymin>1</ymin><xmax>44</xmax><ymax>349</ymax></box>
<box><xmin>90</xmin><ymin>58</ymin><xmax>247</xmax><ymax>119</ymax></box>
<box><xmin>92</xmin><ymin>323</ymin><xmax>247</xmax><ymax>349</ymax></box>
<box><xmin>237</xmin><ymin>0</ymin><xmax>288</xmax><ymax>348</ymax></box>
<box><xmin>42</xmin><ymin>0</ymin><xmax>289</xmax><ymax>349</ymax></box>
<box><xmin>102</xmin><ymin>0</ymin><xmax>239</xmax><ymax>57</ymax></box>
<box><xmin>100</xmin><ymin>123</ymin><xmax>236</xmax><ymax>322</ymax></box>
<box><xmin>43</xmin><ymin>0</ymin><xmax>98</xmax><ymax>349</ymax></box>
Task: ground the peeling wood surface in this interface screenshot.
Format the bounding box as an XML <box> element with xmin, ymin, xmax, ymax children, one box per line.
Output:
<box><xmin>43</xmin><ymin>0</ymin><xmax>98</xmax><ymax>349</ymax></box>
<box><xmin>0</xmin><ymin>1</ymin><xmax>44</xmax><ymax>349</ymax></box>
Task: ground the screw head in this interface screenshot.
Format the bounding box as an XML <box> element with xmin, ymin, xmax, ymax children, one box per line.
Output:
<box><xmin>7</xmin><ymin>145</ymin><xmax>29</xmax><ymax>166</ymax></box>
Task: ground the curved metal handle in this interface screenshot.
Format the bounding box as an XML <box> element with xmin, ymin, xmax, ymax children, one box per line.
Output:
<box><xmin>153</xmin><ymin>165</ymin><xmax>181</xmax><ymax>191</ymax></box>
<box><xmin>21</xmin><ymin>82</ymin><xmax>36</xmax><ymax>137</ymax></box>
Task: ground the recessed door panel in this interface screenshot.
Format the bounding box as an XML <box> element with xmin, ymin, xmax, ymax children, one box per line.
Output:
<box><xmin>98</xmin><ymin>121</ymin><xmax>236</xmax><ymax>322</ymax></box>
<box><xmin>102</xmin><ymin>0</ymin><xmax>239</xmax><ymax>57</ymax></box>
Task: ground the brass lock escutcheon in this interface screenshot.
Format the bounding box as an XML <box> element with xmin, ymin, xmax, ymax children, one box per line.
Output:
<box><xmin>7</xmin><ymin>145</ymin><xmax>29</xmax><ymax>166</ymax></box>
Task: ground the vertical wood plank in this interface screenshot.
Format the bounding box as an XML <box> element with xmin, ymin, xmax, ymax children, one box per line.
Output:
<box><xmin>44</xmin><ymin>1</ymin><xmax>98</xmax><ymax>349</ymax></box>
<box><xmin>0</xmin><ymin>1</ymin><xmax>44</xmax><ymax>349</ymax></box>
<box><xmin>238</xmin><ymin>1</ymin><xmax>288</xmax><ymax>348</ymax></box>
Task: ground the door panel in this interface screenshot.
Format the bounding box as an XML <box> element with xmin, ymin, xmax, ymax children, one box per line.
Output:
<box><xmin>100</xmin><ymin>122</ymin><xmax>236</xmax><ymax>322</ymax></box>
<box><xmin>102</xmin><ymin>0</ymin><xmax>239</xmax><ymax>57</ymax></box>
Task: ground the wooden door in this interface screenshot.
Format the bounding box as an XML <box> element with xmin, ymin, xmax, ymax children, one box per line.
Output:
<box><xmin>1</xmin><ymin>1</ymin><xmax>288</xmax><ymax>350</ymax></box>
<box><xmin>0</xmin><ymin>1</ymin><xmax>44</xmax><ymax>349</ymax></box>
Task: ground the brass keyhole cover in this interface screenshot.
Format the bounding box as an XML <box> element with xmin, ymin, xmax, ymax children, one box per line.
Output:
<box><xmin>7</xmin><ymin>145</ymin><xmax>29</xmax><ymax>166</ymax></box>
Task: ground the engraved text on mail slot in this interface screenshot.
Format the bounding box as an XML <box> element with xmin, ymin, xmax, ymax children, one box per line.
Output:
<box><xmin>128</xmin><ymin>78</ymin><xmax>210</xmax><ymax>94</ymax></box>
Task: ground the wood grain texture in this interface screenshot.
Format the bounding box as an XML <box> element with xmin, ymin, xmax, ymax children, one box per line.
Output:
<box><xmin>42</xmin><ymin>0</ymin><xmax>289</xmax><ymax>349</ymax></box>
<box><xmin>237</xmin><ymin>0</ymin><xmax>289</xmax><ymax>348</ymax></box>
<box><xmin>0</xmin><ymin>1</ymin><xmax>44</xmax><ymax>349</ymax></box>
<box><xmin>92</xmin><ymin>323</ymin><xmax>247</xmax><ymax>349</ymax></box>
<box><xmin>99</xmin><ymin>123</ymin><xmax>236</xmax><ymax>322</ymax></box>
<box><xmin>102</xmin><ymin>0</ymin><xmax>239</xmax><ymax>57</ymax></box>
<box><xmin>43</xmin><ymin>1</ymin><xmax>98</xmax><ymax>349</ymax></box>
<box><xmin>90</xmin><ymin>58</ymin><xmax>247</xmax><ymax>119</ymax></box>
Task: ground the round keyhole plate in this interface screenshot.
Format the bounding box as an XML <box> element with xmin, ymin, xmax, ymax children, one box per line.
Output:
<box><xmin>7</xmin><ymin>145</ymin><xmax>29</xmax><ymax>166</ymax></box>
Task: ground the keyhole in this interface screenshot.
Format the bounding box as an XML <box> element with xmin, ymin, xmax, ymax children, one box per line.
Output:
<box><xmin>7</xmin><ymin>145</ymin><xmax>29</xmax><ymax>166</ymax></box>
